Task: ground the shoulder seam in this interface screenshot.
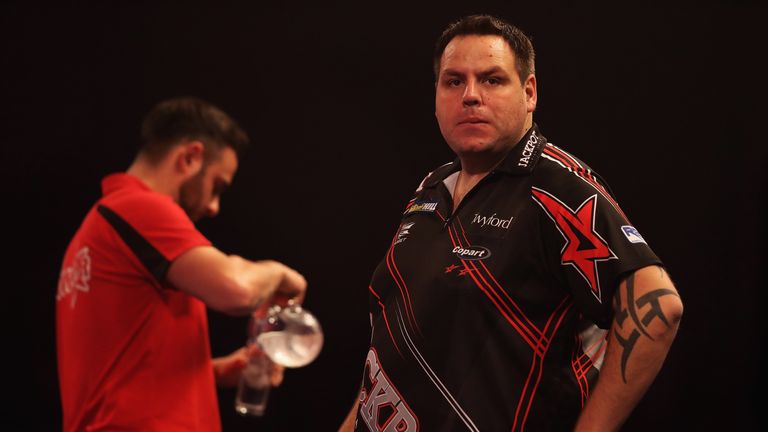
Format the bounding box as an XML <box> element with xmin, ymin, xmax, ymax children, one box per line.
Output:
<box><xmin>97</xmin><ymin>204</ymin><xmax>170</xmax><ymax>284</ymax></box>
<box><xmin>540</xmin><ymin>144</ymin><xmax>629</xmax><ymax>222</ymax></box>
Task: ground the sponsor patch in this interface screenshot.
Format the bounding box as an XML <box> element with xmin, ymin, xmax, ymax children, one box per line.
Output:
<box><xmin>452</xmin><ymin>245</ymin><xmax>491</xmax><ymax>260</ymax></box>
<box><xmin>404</xmin><ymin>200</ymin><xmax>438</xmax><ymax>215</ymax></box>
<box><xmin>531</xmin><ymin>187</ymin><xmax>618</xmax><ymax>304</ymax></box>
<box><xmin>56</xmin><ymin>246</ymin><xmax>92</xmax><ymax>309</ymax></box>
<box><xmin>518</xmin><ymin>131</ymin><xmax>541</xmax><ymax>167</ymax></box>
<box><xmin>471</xmin><ymin>212</ymin><xmax>514</xmax><ymax>229</ymax></box>
<box><xmin>360</xmin><ymin>348</ymin><xmax>418</xmax><ymax>431</ymax></box>
<box><xmin>395</xmin><ymin>222</ymin><xmax>415</xmax><ymax>245</ymax></box>
<box><xmin>621</xmin><ymin>225</ymin><xmax>646</xmax><ymax>244</ymax></box>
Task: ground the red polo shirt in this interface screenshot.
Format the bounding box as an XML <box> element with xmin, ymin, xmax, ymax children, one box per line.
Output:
<box><xmin>56</xmin><ymin>173</ymin><xmax>220</xmax><ymax>431</ymax></box>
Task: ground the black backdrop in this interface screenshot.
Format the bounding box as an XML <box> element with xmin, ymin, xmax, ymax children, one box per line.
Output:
<box><xmin>3</xmin><ymin>1</ymin><xmax>764</xmax><ymax>430</ymax></box>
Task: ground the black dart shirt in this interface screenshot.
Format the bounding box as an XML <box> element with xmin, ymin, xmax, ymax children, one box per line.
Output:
<box><xmin>354</xmin><ymin>124</ymin><xmax>662</xmax><ymax>432</ymax></box>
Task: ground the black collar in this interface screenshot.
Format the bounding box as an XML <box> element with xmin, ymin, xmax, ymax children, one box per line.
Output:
<box><xmin>423</xmin><ymin>124</ymin><xmax>547</xmax><ymax>188</ymax></box>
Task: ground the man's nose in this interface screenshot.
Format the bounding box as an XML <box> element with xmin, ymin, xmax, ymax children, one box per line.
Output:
<box><xmin>462</xmin><ymin>79</ymin><xmax>481</xmax><ymax>107</ymax></box>
<box><xmin>206</xmin><ymin>198</ymin><xmax>220</xmax><ymax>218</ymax></box>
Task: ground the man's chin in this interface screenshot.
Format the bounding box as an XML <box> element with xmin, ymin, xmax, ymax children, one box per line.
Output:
<box><xmin>448</xmin><ymin>135</ymin><xmax>498</xmax><ymax>151</ymax></box>
<box><xmin>453</xmin><ymin>142</ymin><xmax>497</xmax><ymax>156</ymax></box>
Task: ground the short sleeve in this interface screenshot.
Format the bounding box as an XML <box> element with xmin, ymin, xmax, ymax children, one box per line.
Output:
<box><xmin>121</xmin><ymin>194</ymin><xmax>210</xmax><ymax>261</ymax></box>
<box><xmin>533</xmin><ymin>177</ymin><xmax>662</xmax><ymax>328</ymax></box>
<box><xmin>99</xmin><ymin>192</ymin><xmax>211</xmax><ymax>282</ymax></box>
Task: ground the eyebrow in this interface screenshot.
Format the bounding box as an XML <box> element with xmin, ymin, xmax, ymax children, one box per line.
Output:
<box><xmin>441</xmin><ymin>66</ymin><xmax>507</xmax><ymax>78</ymax></box>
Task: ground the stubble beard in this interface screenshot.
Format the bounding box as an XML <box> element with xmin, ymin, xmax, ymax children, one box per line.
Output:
<box><xmin>179</xmin><ymin>171</ymin><xmax>205</xmax><ymax>222</ymax></box>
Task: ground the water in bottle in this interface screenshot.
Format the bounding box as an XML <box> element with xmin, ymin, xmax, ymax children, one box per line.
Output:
<box><xmin>234</xmin><ymin>302</ymin><xmax>324</xmax><ymax>416</ymax></box>
<box><xmin>234</xmin><ymin>353</ymin><xmax>271</xmax><ymax>416</ymax></box>
<box><xmin>256</xmin><ymin>304</ymin><xmax>323</xmax><ymax>368</ymax></box>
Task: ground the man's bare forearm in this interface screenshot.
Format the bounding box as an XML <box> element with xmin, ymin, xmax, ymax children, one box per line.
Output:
<box><xmin>575</xmin><ymin>266</ymin><xmax>683</xmax><ymax>431</ymax></box>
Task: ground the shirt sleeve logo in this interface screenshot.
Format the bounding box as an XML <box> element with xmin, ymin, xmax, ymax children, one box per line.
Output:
<box><xmin>56</xmin><ymin>246</ymin><xmax>92</xmax><ymax>309</ymax></box>
<box><xmin>531</xmin><ymin>187</ymin><xmax>617</xmax><ymax>303</ymax></box>
<box><xmin>621</xmin><ymin>225</ymin><xmax>647</xmax><ymax>244</ymax></box>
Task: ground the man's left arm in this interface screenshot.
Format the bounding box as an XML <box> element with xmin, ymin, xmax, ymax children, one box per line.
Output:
<box><xmin>574</xmin><ymin>265</ymin><xmax>683</xmax><ymax>431</ymax></box>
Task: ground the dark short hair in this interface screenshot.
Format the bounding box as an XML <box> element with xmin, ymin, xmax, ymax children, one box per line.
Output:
<box><xmin>140</xmin><ymin>96</ymin><xmax>249</xmax><ymax>163</ymax></box>
<box><xmin>433</xmin><ymin>15</ymin><xmax>535</xmax><ymax>84</ymax></box>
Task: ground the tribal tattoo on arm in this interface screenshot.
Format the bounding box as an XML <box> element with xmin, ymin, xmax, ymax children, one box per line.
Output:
<box><xmin>612</xmin><ymin>270</ymin><xmax>679</xmax><ymax>383</ymax></box>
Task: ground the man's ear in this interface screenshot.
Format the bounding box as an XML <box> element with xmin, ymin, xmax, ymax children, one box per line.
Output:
<box><xmin>524</xmin><ymin>74</ymin><xmax>538</xmax><ymax>113</ymax></box>
<box><xmin>176</xmin><ymin>140</ymin><xmax>205</xmax><ymax>177</ymax></box>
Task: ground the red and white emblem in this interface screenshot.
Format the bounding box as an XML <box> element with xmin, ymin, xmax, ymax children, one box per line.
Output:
<box><xmin>532</xmin><ymin>187</ymin><xmax>617</xmax><ymax>303</ymax></box>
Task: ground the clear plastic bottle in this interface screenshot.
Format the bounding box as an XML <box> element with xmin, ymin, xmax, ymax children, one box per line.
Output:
<box><xmin>256</xmin><ymin>303</ymin><xmax>323</xmax><ymax>368</ymax></box>
<box><xmin>234</xmin><ymin>303</ymin><xmax>323</xmax><ymax>416</ymax></box>
<box><xmin>234</xmin><ymin>315</ymin><xmax>272</xmax><ymax>416</ymax></box>
<box><xmin>234</xmin><ymin>351</ymin><xmax>271</xmax><ymax>416</ymax></box>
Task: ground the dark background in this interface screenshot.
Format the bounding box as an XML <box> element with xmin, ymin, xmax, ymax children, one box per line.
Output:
<box><xmin>3</xmin><ymin>0</ymin><xmax>764</xmax><ymax>430</ymax></box>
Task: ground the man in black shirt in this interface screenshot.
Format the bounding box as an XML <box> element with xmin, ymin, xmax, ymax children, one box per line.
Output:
<box><xmin>340</xmin><ymin>15</ymin><xmax>683</xmax><ymax>431</ymax></box>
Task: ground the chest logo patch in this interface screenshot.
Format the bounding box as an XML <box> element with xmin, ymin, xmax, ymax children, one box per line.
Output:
<box><xmin>395</xmin><ymin>222</ymin><xmax>415</xmax><ymax>245</ymax></box>
<box><xmin>404</xmin><ymin>200</ymin><xmax>438</xmax><ymax>216</ymax></box>
<box><xmin>471</xmin><ymin>212</ymin><xmax>514</xmax><ymax>229</ymax></box>
<box><xmin>452</xmin><ymin>245</ymin><xmax>491</xmax><ymax>260</ymax></box>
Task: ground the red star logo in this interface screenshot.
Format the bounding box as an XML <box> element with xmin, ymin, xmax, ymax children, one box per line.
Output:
<box><xmin>444</xmin><ymin>264</ymin><xmax>460</xmax><ymax>273</ymax></box>
<box><xmin>532</xmin><ymin>187</ymin><xmax>617</xmax><ymax>303</ymax></box>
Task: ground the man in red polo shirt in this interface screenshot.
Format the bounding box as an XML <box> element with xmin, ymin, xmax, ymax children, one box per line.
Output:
<box><xmin>56</xmin><ymin>97</ymin><xmax>306</xmax><ymax>431</ymax></box>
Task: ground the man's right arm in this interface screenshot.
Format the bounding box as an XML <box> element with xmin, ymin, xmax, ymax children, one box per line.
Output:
<box><xmin>167</xmin><ymin>246</ymin><xmax>306</xmax><ymax>315</ymax></box>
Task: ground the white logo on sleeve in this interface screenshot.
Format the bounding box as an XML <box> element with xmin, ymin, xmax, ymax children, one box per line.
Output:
<box><xmin>56</xmin><ymin>246</ymin><xmax>92</xmax><ymax>308</ymax></box>
<box><xmin>621</xmin><ymin>225</ymin><xmax>646</xmax><ymax>244</ymax></box>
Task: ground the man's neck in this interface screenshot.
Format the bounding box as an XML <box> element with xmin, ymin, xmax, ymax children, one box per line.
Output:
<box><xmin>452</xmin><ymin>124</ymin><xmax>532</xmax><ymax>210</ymax></box>
<box><xmin>452</xmin><ymin>169</ymin><xmax>485</xmax><ymax>212</ymax></box>
<box><xmin>126</xmin><ymin>157</ymin><xmax>180</xmax><ymax>202</ymax></box>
